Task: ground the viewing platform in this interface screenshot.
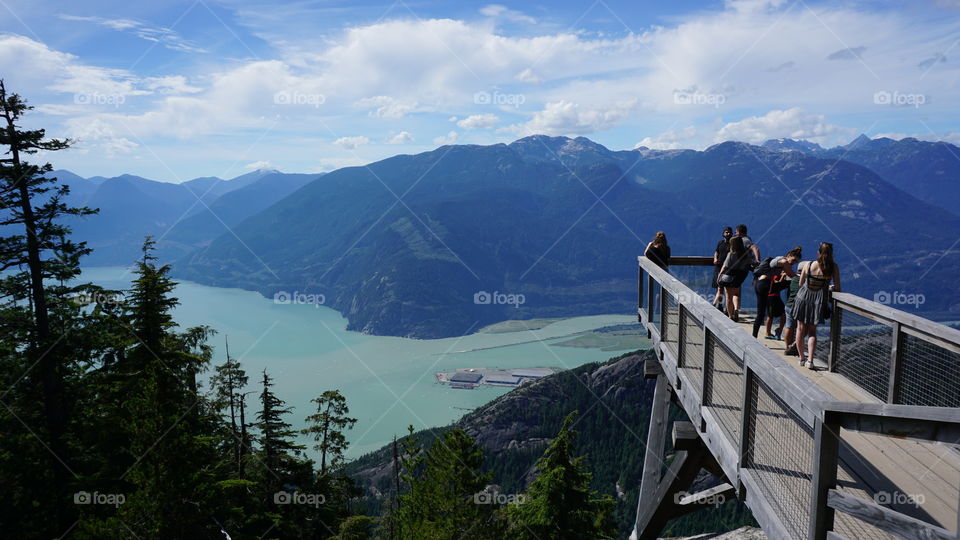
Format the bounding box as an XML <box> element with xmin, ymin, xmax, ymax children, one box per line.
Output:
<box><xmin>632</xmin><ymin>256</ymin><xmax>960</xmax><ymax>540</ymax></box>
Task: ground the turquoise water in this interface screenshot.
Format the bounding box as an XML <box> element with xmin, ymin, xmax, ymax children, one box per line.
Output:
<box><xmin>81</xmin><ymin>267</ymin><xmax>636</xmax><ymax>458</ymax></box>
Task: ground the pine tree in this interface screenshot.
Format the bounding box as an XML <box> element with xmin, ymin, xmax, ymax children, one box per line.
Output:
<box><xmin>303</xmin><ymin>389</ymin><xmax>357</xmax><ymax>475</ymax></box>
<box><xmin>398</xmin><ymin>429</ymin><xmax>501</xmax><ymax>540</ymax></box>
<box><xmin>506</xmin><ymin>411</ymin><xmax>616</xmax><ymax>540</ymax></box>
<box><xmin>0</xmin><ymin>78</ymin><xmax>95</xmax><ymax>533</ymax></box>
<box><xmin>211</xmin><ymin>338</ymin><xmax>249</xmax><ymax>472</ymax></box>
<box><xmin>256</xmin><ymin>368</ymin><xmax>304</xmax><ymax>488</ymax></box>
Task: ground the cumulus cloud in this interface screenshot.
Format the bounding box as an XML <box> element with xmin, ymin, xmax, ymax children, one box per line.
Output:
<box><xmin>457</xmin><ymin>113</ymin><xmax>500</xmax><ymax>129</ymax></box>
<box><xmin>433</xmin><ymin>131</ymin><xmax>459</xmax><ymax>145</ymax></box>
<box><xmin>386</xmin><ymin>131</ymin><xmax>414</xmax><ymax>144</ymax></box>
<box><xmin>333</xmin><ymin>136</ymin><xmax>370</xmax><ymax>149</ymax></box>
<box><xmin>714</xmin><ymin>108</ymin><xmax>853</xmax><ymax>144</ymax></box>
<box><xmin>355</xmin><ymin>96</ymin><xmax>417</xmax><ymax>118</ymax></box>
<box><xmin>635</xmin><ymin>126</ymin><xmax>698</xmax><ymax>150</ymax></box>
<box><xmin>510</xmin><ymin>99</ymin><xmax>638</xmax><ymax>136</ymax></box>
<box><xmin>244</xmin><ymin>160</ymin><xmax>274</xmax><ymax>170</ymax></box>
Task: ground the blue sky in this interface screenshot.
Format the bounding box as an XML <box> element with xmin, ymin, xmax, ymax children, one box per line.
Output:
<box><xmin>3</xmin><ymin>0</ymin><xmax>959</xmax><ymax>181</ymax></box>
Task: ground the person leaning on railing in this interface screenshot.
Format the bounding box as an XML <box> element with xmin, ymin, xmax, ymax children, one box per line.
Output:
<box><xmin>791</xmin><ymin>242</ymin><xmax>841</xmax><ymax>370</ymax></box>
<box><xmin>644</xmin><ymin>231</ymin><xmax>671</xmax><ymax>271</ymax></box>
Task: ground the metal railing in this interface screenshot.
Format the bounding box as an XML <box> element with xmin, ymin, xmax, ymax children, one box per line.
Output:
<box><xmin>637</xmin><ymin>255</ymin><xmax>960</xmax><ymax>540</ymax></box>
<box><xmin>828</xmin><ymin>293</ymin><xmax>960</xmax><ymax>407</ymax></box>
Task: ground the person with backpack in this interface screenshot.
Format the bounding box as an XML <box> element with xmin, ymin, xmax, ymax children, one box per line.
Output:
<box><xmin>735</xmin><ymin>224</ymin><xmax>761</xmax><ymax>264</ymax></box>
<box><xmin>712</xmin><ymin>227</ymin><xmax>733</xmax><ymax>310</ymax></box>
<box><xmin>644</xmin><ymin>231</ymin><xmax>671</xmax><ymax>270</ymax></box>
<box><xmin>792</xmin><ymin>242</ymin><xmax>841</xmax><ymax>369</ymax></box>
<box><xmin>783</xmin><ymin>260</ymin><xmax>810</xmax><ymax>357</ymax></box>
<box><xmin>752</xmin><ymin>246</ymin><xmax>802</xmax><ymax>338</ymax></box>
<box><xmin>717</xmin><ymin>236</ymin><xmax>754</xmax><ymax>322</ymax></box>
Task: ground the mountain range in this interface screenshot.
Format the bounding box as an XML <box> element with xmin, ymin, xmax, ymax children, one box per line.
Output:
<box><xmin>53</xmin><ymin>168</ymin><xmax>322</xmax><ymax>264</ymax></box>
<box><xmin>57</xmin><ymin>134</ymin><xmax>960</xmax><ymax>338</ymax></box>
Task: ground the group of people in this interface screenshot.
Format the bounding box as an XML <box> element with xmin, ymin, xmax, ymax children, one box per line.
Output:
<box><xmin>644</xmin><ymin>226</ymin><xmax>841</xmax><ymax>370</ymax></box>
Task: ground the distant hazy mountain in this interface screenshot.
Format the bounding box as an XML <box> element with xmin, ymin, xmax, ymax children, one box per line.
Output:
<box><xmin>163</xmin><ymin>172</ymin><xmax>322</xmax><ymax>250</ymax></box>
<box><xmin>57</xmin><ymin>169</ymin><xmax>322</xmax><ymax>264</ymax></box>
<box><xmin>762</xmin><ymin>135</ymin><xmax>960</xmax><ymax>215</ymax></box>
<box><xmin>176</xmin><ymin>136</ymin><xmax>960</xmax><ymax>338</ymax></box>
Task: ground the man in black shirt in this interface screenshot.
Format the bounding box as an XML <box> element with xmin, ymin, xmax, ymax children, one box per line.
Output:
<box><xmin>712</xmin><ymin>227</ymin><xmax>733</xmax><ymax>308</ymax></box>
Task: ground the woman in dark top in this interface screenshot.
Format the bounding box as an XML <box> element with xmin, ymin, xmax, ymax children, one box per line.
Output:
<box><xmin>792</xmin><ymin>242</ymin><xmax>841</xmax><ymax>370</ymax></box>
<box><xmin>752</xmin><ymin>246</ymin><xmax>802</xmax><ymax>339</ymax></box>
<box><xmin>712</xmin><ymin>227</ymin><xmax>733</xmax><ymax>309</ymax></box>
<box><xmin>644</xmin><ymin>231</ymin><xmax>671</xmax><ymax>270</ymax></box>
<box><xmin>717</xmin><ymin>236</ymin><xmax>754</xmax><ymax>322</ymax></box>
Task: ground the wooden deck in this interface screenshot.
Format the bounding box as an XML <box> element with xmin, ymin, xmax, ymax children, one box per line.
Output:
<box><xmin>735</xmin><ymin>314</ymin><xmax>960</xmax><ymax>536</ymax></box>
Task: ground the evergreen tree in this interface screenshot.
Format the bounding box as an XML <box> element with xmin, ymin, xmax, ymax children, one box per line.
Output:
<box><xmin>256</xmin><ymin>368</ymin><xmax>304</xmax><ymax>488</ymax></box>
<box><xmin>397</xmin><ymin>429</ymin><xmax>501</xmax><ymax>540</ymax></box>
<box><xmin>506</xmin><ymin>411</ymin><xmax>616</xmax><ymax>540</ymax></box>
<box><xmin>303</xmin><ymin>389</ymin><xmax>357</xmax><ymax>475</ymax></box>
<box><xmin>210</xmin><ymin>339</ymin><xmax>250</xmax><ymax>472</ymax></box>
<box><xmin>0</xmin><ymin>78</ymin><xmax>95</xmax><ymax>534</ymax></box>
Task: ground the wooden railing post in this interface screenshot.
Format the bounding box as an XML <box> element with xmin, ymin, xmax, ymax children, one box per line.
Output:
<box><xmin>809</xmin><ymin>410</ymin><xmax>840</xmax><ymax>540</ymax></box>
<box><xmin>827</xmin><ymin>300</ymin><xmax>841</xmax><ymax>372</ymax></box>
<box><xmin>887</xmin><ymin>322</ymin><xmax>904</xmax><ymax>404</ymax></box>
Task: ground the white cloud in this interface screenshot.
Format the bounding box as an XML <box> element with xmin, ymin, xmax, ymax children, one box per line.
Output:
<box><xmin>457</xmin><ymin>113</ymin><xmax>500</xmax><ymax>130</ymax></box>
<box><xmin>59</xmin><ymin>14</ymin><xmax>207</xmax><ymax>53</ymax></box>
<box><xmin>433</xmin><ymin>131</ymin><xmax>459</xmax><ymax>145</ymax></box>
<box><xmin>714</xmin><ymin>108</ymin><xmax>854</xmax><ymax>144</ymax></box>
<box><xmin>143</xmin><ymin>76</ymin><xmax>202</xmax><ymax>95</ymax></box>
<box><xmin>386</xmin><ymin>131</ymin><xmax>414</xmax><ymax>144</ymax></box>
<box><xmin>510</xmin><ymin>99</ymin><xmax>638</xmax><ymax>136</ymax></box>
<box><xmin>244</xmin><ymin>160</ymin><xmax>273</xmax><ymax>170</ymax></box>
<box><xmin>355</xmin><ymin>96</ymin><xmax>417</xmax><ymax>118</ymax></box>
<box><xmin>479</xmin><ymin>4</ymin><xmax>537</xmax><ymax>24</ymax></box>
<box><xmin>635</xmin><ymin>126</ymin><xmax>698</xmax><ymax>150</ymax></box>
<box><xmin>333</xmin><ymin>136</ymin><xmax>370</xmax><ymax>149</ymax></box>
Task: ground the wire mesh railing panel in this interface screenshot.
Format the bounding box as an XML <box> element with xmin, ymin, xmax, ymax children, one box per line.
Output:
<box><xmin>745</xmin><ymin>377</ymin><xmax>814</xmax><ymax>540</ymax></box>
<box><xmin>899</xmin><ymin>333</ymin><xmax>960</xmax><ymax>407</ymax></box>
<box><xmin>834</xmin><ymin>307</ymin><xmax>892</xmax><ymax>401</ymax></box>
<box><xmin>681</xmin><ymin>310</ymin><xmax>705</xmax><ymax>393</ymax></box>
<box><xmin>664</xmin><ymin>294</ymin><xmax>680</xmax><ymax>358</ymax></box>
<box><xmin>707</xmin><ymin>339</ymin><xmax>742</xmax><ymax>445</ymax></box>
